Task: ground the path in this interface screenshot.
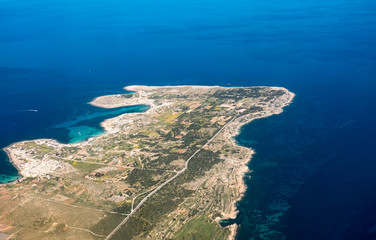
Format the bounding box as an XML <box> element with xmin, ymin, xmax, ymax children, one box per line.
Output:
<box><xmin>104</xmin><ymin>115</ymin><xmax>238</xmax><ymax>240</ymax></box>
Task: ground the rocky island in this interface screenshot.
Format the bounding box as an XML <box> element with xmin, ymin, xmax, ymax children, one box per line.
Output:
<box><xmin>0</xmin><ymin>85</ymin><xmax>294</xmax><ymax>239</ymax></box>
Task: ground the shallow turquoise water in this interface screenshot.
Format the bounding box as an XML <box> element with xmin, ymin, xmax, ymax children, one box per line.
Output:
<box><xmin>52</xmin><ymin>104</ymin><xmax>149</xmax><ymax>143</ymax></box>
<box><xmin>0</xmin><ymin>98</ymin><xmax>149</xmax><ymax>182</ymax></box>
<box><xmin>0</xmin><ymin>0</ymin><xmax>375</xmax><ymax>239</ymax></box>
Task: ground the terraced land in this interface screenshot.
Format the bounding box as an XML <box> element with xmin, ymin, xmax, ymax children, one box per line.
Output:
<box><xmin>1</xmin><ymin>85</ymin><xmax>294</xmax><ymax>239</ymax></box>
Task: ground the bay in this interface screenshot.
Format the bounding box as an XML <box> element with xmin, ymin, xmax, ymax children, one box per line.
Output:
<box><xmin>0</xmin><ymin>0</ymin><xmax>375</xmax><ymax>238</ymax></box>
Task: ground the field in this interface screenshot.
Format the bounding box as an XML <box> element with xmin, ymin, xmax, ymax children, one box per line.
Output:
<box><xmin>0</xmin><ymin>86</ymin><xmax>294</xmax><ymax>239</ymax></box>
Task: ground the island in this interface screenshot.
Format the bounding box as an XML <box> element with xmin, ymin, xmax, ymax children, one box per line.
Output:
<box><xmin>0</xmin><ymin>85</ymin><xmax>294</xmax><ymax>240</ymax></box>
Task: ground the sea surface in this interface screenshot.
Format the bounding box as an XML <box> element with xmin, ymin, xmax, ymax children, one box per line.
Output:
<box><xmin>0</xmin><ymin>0</ymin><xmax>375</xmax><ymax>239</ymax></box>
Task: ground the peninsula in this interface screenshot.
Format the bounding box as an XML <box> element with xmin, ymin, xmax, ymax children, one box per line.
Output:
<box><xmin>0</xmin><ymin>85</ymin><xmax>294</xmax><ymax>239</ymax></box>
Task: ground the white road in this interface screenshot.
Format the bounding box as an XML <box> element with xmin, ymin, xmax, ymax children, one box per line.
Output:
<box><xmin>104</xmin><ymin>115</ymin><xmax>237</xmax><ymax>240</ymax></box>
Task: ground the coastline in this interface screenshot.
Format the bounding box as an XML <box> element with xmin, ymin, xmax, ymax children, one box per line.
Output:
<box><xmin>2</xmin><ymin>147</ymin><xmax>22</xmax><ymax>183</ymax></box>
<box><xmin>221</xmin><ymin>90</ymin><xmax>295</xmax><ymax>238</ymax></box>
<box><xmin>2</xmin><ymin>85</ymin><xmax>295</xmax><ymax>239</ymax></box>
<box><xmin>3</xmin><ymin>86</ymin><xmax>157</xmax><ymax>184</ymax></box>
<box><xmin>89</xmin><ymin>85</ymin><xmax>221</xmax><ymax>110</ymax></box>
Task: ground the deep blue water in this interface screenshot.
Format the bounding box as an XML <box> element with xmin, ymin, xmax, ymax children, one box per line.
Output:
<box><xmin>0</xmin><ymin>0</ymin><xmax>375</xmax><ymax>239</ymax></box>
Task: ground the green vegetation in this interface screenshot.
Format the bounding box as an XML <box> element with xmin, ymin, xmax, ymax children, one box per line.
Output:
<box><xmin>91</xmin><ymin>213</ymin><xmax>126</xmax><ymax>236</ymax></box>
<box><xmin>126</xmin><ymin>169</ymin><xmax>171</xmax><ymax>189</ymax></box>
<box><xmin>174</xmin><ymin>215</ymin><xmax>230</xmax><ymax>240</ymax></box>
<box><xmin>69</xmin><ymin>161</ymin><xmax>102</xmax><ymax>174</ymax></box>
<box><xmin>2</xmin><ymin>86</ymin><xmax>292</xmax><ymax>240</ymax></box>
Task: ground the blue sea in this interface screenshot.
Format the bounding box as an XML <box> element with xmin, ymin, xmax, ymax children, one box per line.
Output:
<box><xmin>0</xmin><ymin>0</ymin><xmax>375</xmax><ymax>239</ymax></box>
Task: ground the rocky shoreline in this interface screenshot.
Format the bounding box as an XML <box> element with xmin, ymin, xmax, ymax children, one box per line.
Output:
<box><xmin>2</xmin><ymin>85</ymin><xmax>294</xmax><ymax>239</ymax></box>
<box><xmin>221</xmin><ymin>89</ymin><xmax>295</xmax><ymax>238</ymax></box>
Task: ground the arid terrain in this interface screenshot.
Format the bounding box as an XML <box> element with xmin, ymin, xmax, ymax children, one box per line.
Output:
<box><xmin>1</xmin><ymin>85</ymin><xmax>294</xmax><ymax>240</ymax></box>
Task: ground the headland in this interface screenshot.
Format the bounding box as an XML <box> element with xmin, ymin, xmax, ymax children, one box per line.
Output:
<box><xmin>1</xmin><ymin>85</ymin><xmax>294</xmax><ymax>239</ymax></box>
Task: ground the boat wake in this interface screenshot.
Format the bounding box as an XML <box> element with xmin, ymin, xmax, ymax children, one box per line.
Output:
<box><xmin>9</xmin><ymin>109</ymin><xmax>39</xmax><ymax>115</ymax></box>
